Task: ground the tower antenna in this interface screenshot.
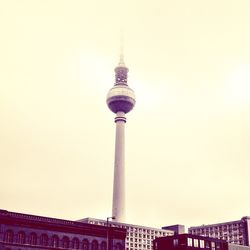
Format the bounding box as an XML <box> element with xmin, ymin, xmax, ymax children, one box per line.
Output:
<box><xmin>119</xmin><ymin>29</ymin><xmax>125</xmax><ymax>66</ymax></box>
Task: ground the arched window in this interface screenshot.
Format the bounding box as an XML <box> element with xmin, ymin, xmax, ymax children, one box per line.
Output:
<box><xmin>51</xmin><ymin>235</ymin><xmax>59</xmax><ymax>248</ymax></box>
<box><xmin>91</xmin><ymin>240</ymin><xmax>98</xmax><ymax>250</ymax></box>
<box><xmin>82</xmin><ymin>239</ymin><xmax>89</xmax><ymax>250</ymax></box>
<box><xmin>115</xmin><ymin>243</ymin><xmax>122</xmax><ymax>250</ymax></box>
<box><xmin>62</xmin><ymin>236</ymin><xmax>70</xmax><ymax>249</ymax></box>
<box><xmin>17</xmin><ymin>231</ymin><xmax>26</xmax><ymax>244</ymax></box>
<box><xmin>4</xmin><ymin>230</ymin><xmax>14</xmax><ymax>243</ymax></box>
<box><xmin>40</xmin><ymin>234</ymin><xmax>48</xmax><ymax>246</ymax></box>
<box><xmin>100</xmin><ymin>241</ymin><xmax>107</xmax><ymax>250</ymax></box>
<box><xmin>72</xmin><ymin>237</ymin><xmax>80</xmax><ymax>249</ymax></box>
<box><xmin>30</xmin><ymin>232</ymin><xmax>37</xmax><ymax>245</ymax></box>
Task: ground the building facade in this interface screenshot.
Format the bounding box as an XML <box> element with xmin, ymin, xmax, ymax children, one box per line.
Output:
<box><xmin>188</xmin><ymin>217</ymin><xmax>250</xmax><ymax>246</ymax></box>
<box><xmin>153</xmin><ymin>234</ymin><xmax>228</xmax><ymax>250</ymax></box>
<box><xmin>79</xmin><ymin>218</ymin><xmax>178</xmax><ymax>250</ymax></box>
<box><xmin>0</xmin><ymin>209</ymin><xmax>126</xmax><ymax>250</ymax></box>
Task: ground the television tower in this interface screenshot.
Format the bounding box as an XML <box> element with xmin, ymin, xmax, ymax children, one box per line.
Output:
<box><xmin>106</xmin><ymin>52</ymin><xmax>136</xmax><ymax>222</ymax></box>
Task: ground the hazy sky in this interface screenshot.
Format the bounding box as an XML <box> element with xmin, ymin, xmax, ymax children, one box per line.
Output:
<box><xmin>1</xmin><ymin>0</ymin><xmax>250</xmax><ymax>229</ymax></box>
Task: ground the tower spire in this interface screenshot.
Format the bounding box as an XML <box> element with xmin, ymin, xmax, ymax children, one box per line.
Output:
<box><xmin>115</xmin><ymin>36</ymin><xmax>128</xmax><ymax>85</ymax></box>
<box><xmin>119</xmin><ymin>34</ymin><xmax>125</xmax><ymax>66</ymax></box>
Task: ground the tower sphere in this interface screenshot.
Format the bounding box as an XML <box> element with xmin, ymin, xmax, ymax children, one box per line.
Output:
<box><xmin>106</xmin><ymin>85</ymin><xmax>136</xmax><ymax>114</ymax></box>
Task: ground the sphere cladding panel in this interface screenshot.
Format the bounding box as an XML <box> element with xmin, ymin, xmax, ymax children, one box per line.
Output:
<box><xmin>107</xmin><ymin>86</ymin><xmax>136</xmax><ymax>114</ymax></box>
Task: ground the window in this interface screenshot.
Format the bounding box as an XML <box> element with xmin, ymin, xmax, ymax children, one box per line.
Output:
<box><xmin>187</xmin><ymin>238</ymin><xmax>193</xmax><ymax>247</ymax></box>
<box><xmin>62</xmin><ymin>236</ymin><xmax>69</xmax><ymax>249</ymax></box>
<box><xmin>72</xmin><ymin>238</ymin><xmax>80</xmax><ymax>249</ymax></box>
<box><xmin>40</xmin><ymin>234</ymin><xmax>48</xmax><ymax>246</ymax></box>
<box><xmin>17</xmin><ymin>231</ymin><xmax>26</xmax><ymax>244</ymax></box>
<box><xmin>51</xmin><ymin>235</ymin><xmax>59</xmax><ymax>248</ymax></box>
<box><xmin>115</xmin><ymin>243</ymin><xmax>123</xmax><ymax>250</ymax></box>
<box><xmin>173</xmin><ymin>239</ymin><xmax>178</xmax><ymax>247</ymax></box>
<box><xmin>194</xmin><ymin>239</ymin><xmax>199</xmax><ymax>248</ymax></box>
<box><xmin>30</xmin><ymin>233</ymin><xmax>37</xmax><ymax>245</ymax></box>
<box><xmin>200</xmin><ymin>240</ymin><xmax>204</xmax><ymax>248</ymax></box>
<box><xmin>91</xmin><ymin>240</ymin><xmax>98</xmax><ymax>250</ymax></box>
<box><xmin>83</xmin><ymin>239</ymin><xmax>89</xmax><ymax>250</ymax></box>
<box><xmin>211</xmin><ymin>242</ymin><xmax>215</xmax><ymax>250</ymax></box>
<box><xmin>100</xmin><ymin>241</ymin><xmax>107</xmax><ymax>250</ymax></box>
<box><xmin>4</xmin><ymin>230</ymin><xmax>14</xmax><ymax>243</ymax></box>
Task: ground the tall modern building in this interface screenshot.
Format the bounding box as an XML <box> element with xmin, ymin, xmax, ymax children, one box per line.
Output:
<box><xmin>188</xmin><ymin>217</ymin><xmax>250</xmax><ymax>246</ymax></box>
<box><xmin>106</xmin><ymin>54</ymin><xmax>136</xmax><ymax>222</ymax></box>
<box><xmin>79</xmin><ymin>218</ymin><xmax>176</xmax><ymax>250</ymax></box>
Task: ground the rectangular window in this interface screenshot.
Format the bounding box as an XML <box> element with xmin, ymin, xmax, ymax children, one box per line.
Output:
<box><xmin>188</xmin><ymin>238</ymin><xmax>193</xmax><ymax>247</ymax></box>
<box><xmin>200</xmin><ymin>240</ymin><xmax>205</xmax><ymax>248</ymax></box>
<box><xmin>194</xmin><ymin>239</ymin><xmax>199</xmax><ymax>248</ymax></box>
<box><xmin>173</xmin><ymin>239</ymin><xmax>179</xmax><ymax>247</ymax></box>
<box><xmin>211</xmin><ymin>242</ymin><xmax>215</xmax><ymax>250</ymax></box>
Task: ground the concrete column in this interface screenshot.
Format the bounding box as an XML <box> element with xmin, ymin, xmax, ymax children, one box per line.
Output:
<box><xmin>112</xmin><ymin>111</ymin><xmax>126</xmax><ymax>222</ymax></box>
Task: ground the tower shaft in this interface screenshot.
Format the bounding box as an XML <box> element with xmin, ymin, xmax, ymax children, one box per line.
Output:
<box><xmin>112</xmin><ymin>111</ymin><xmax>126</xmax><ymax>222</ymax></box>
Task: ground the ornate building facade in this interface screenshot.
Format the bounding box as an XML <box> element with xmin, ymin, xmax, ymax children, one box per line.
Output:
<box><xmin>0</xmin><ymin>209</ymin><xmax>126</xmax><ymax>250</ymax></box>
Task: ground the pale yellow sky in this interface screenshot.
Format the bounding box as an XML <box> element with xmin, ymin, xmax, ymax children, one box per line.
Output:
<box><xmin>0</xmin><ymin>0</ymin><xmax>250</xmax><ymax>229</ymax></box>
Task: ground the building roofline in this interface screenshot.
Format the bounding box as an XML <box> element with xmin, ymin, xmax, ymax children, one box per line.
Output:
<box><xmin>189</xmin><ymin>218</ymin><xmax>247</xmax><ymax>229</ymax></box>
<box><xmin>0</xmin><ymin>209</ymin><xmax>126</xmax><ymax>239</ymax></box>
<box><xmin>78</xmin><ymin>217</ymin><xmax>174</xmax><ymax>232</ymax></box>
<box><xmin>155</xmin><ymin>233</ymin><xmax>228</xmax><ymax>243</ymax></box>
